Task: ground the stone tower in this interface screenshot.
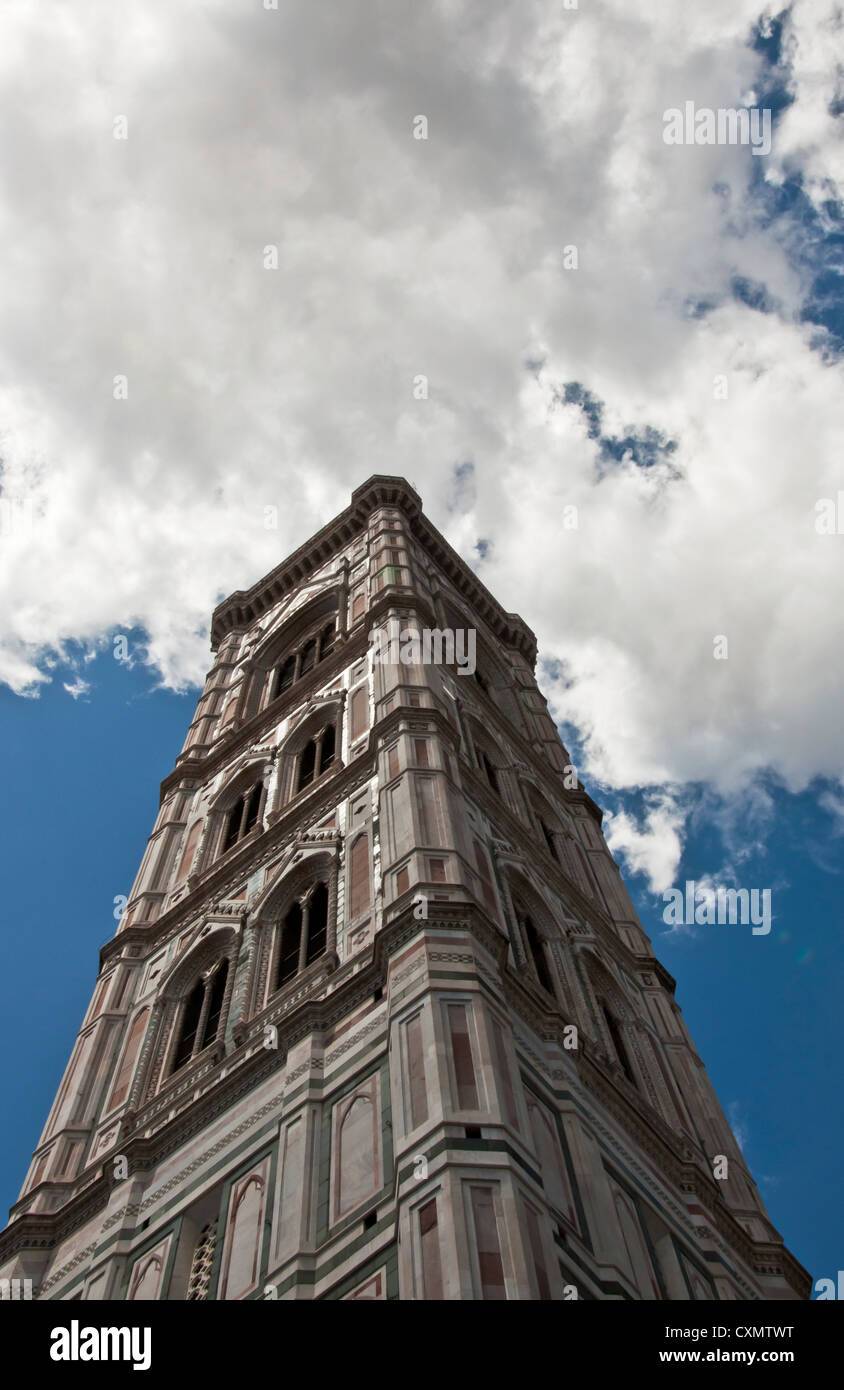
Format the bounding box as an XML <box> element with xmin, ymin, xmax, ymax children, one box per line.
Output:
<box><xmin>0</xmin><ymin>476</ymin><xmax>808</xmax><ymax>1301</ymax></box>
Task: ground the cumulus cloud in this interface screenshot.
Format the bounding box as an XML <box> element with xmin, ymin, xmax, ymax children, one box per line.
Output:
<box><xmin>604</xmin><ymin>795</ymin><xmax>687</xmax><ymax>896</ymax></box>
<box><xmin>0</xmin><ymin>0</ymin><xmax>842</xmax><ymax>882</ymax></box>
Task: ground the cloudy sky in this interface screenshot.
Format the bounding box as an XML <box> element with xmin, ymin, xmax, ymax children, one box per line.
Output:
<box><xmin>0</xmin><ymin>0</ymin><xmax>842</xmax><ymax>1281</ymax></box>
<box><xmin>1</xmin><ymin>0</ymin><xmax>842</xmax><ymax>886</ymax></box>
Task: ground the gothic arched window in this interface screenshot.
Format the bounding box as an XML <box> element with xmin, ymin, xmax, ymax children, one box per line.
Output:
<box><xmin>299</xmin><ymin>637</ymin><xmax>317</xmax><ymax>677</ymax></box>
<box><xmin>306</xmin><ymin>881</ymin><xmax>329</xmax><ymax>964</ymax></box>
<box><xmin>273</xmin><ymin>654</ymin><xmax>297</xmax><ymax>700</ymax></box>
<box><xmin>274</xmin><ymin>883</ymin><xmax>329</xmax><ymax>989</ymax></box>
<box><xmin>519</xmin><ymin>911</ymin><xmax>555</xmax><ymax>997</ymax></box>
<box><xmin>172</xmin><ymin>960</ymin><xmax>229</xmax><ymax>1074</ymax></box>
<box><xmin>266</xmin><ymin>618</ymin><xmax>338</xmax><ymax>705</ymax></box>
<box><xmin>539</xmin><ymin>818</ymin><xmax>556</xmax><ymax>859</ymax></box>
<box><xmin>602</xmin><ymin>1003</ymin><xmax>636</xmax><ymax>1087</ymax></box>
<box><xmin>318</xmin><ymin>621</ymin><xmax>335</xmax><ymax>659</ymax></box>
<box><xmin>222</xmin><ymin>782</ymin><xmax>263</xmax><ymax>854</ymax></box>
<box><xmin>481</xmin><ymin>752</ymin><xmax>500</xmax><ymax>797</ymax></box>
<box><xmin>297</xmin><ymin>723</ymin><xmax>336</xmax><ymax>792</ymax></box>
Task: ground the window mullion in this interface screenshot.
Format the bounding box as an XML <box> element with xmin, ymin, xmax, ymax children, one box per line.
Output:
<box><xmin>192</xmin><ymin>978</ymin><xmax>214</xmax><ymax>1059</ymax></box>
<box><xmin>298</xmin><ymin>898</ymin><xmax>311</xmax><ymax>973</ymax></box>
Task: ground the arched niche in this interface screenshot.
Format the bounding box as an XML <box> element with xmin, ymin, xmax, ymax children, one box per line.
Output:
<box><xmin>249</xmin><ymin>848</ymin><xmax>339</xmax><ymax>1010</ymax></box>
<box><xmin>241</xmin><ymin>589</ymin><xmax>343</xmax><ymax>722</ymax></box>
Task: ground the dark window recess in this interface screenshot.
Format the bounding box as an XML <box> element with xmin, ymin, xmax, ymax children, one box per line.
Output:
<box><xmin>274</xmin><ymin>654</ymin><xmax>296</xmax><ymax>698</ymax></box>
<box><xmin>603</xmin><ymin>1005</ymin><xmax>636</xmax><ymax>1086</ymax></box>
<box><xmin>243</xmin><ymin>783</ymin><xmax>262</xmax><ymax>835</ymax></box>
<box><xmin>305</xmin><ymin>882</ymin><xmax>328</xmax><ymax>965</ymax></box>
<box><xmin>222</xmin><ymin>801</ymin><xmax>242</xmax><ymax>853</ymax></box>
<box><xmin>297</xmin><ymin>723</ymin><xmax>336</xmax><ymax>793</ymax></box>
<box><xmin>298</xmin><ymin>739</ymin><xmax>317</xmax><ymax>790</ymax></box>
<box><xmin>320</xmin><ymin>722</ymin><xmax>336</xmax><ymax>770</ymax></box>
<box><xmin>268</xmin><ymin>620</ymin><xmax>337</xmax><ymax>702</ymax></box>
<box><xmin>522</xmin><ymin>914</ymin><xmax>555</xmax><ymax>996</ymax></box>
<box><xmin>201</xmin><ymin>961</ymin><xmax>228</xmax><ymax>1049</ymax></box>
<box><xmin>277</xmin><ymin>902</ymin><xmax>303</xmax><ymax>987</ymax></box>
<box><xmin>539</xmin><ymin>819</ymin><xmax>556</xmax><ymax>857</ymax></box>
<box><xmin>222</xmin><ymin>783</ymin><xmax>263</xmax><ymax>853</ymax></box>
<box><xmin>481</xmin><ymin>752</ymin><xmax>499</xmax><ymax>796</ymax></box>
<box><xmin>363</xmin><ymin>1211</ymin><xmax>377</xmax><ymax>1230</ymax></box>
<box><xmin>275</xmin><ymin>882</ymin><xmax>329</xmax><ymax>990</ymax></box>
<box><xmin>465</xmin><ymin>1125</ymin><xmax>483</xmax><ymax>1140</ymax></box>
<box><xmin>173</xmin><ymin>980</ymin><xmax>204</xmax><ymax>1071</ymax></box>
<box><xmin>172</xmin><ymin>959</ymin><xmax>228</xmax><ymax>1075</ymax></box>
<box><xmin>299</xmin><ymin>638</ymin><xmax>317</xmax><ymax>676</ymax></box>
<box><xmin>373</xmin><ymin>986</ymin><xmax>383</xmax><ymax>1003</ymax></box>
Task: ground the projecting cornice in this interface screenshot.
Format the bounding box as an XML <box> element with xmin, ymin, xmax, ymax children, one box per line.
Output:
<box><xmin>210</xmin><ymin>474</ymin><xmax>538</xmax><ymax>666</ymax></box>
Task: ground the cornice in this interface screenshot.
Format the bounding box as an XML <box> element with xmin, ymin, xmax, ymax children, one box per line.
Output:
<box><xmin>210</xmin><ymin>475</ymin><xmax>537</xmax><ymax>666</ymax></box>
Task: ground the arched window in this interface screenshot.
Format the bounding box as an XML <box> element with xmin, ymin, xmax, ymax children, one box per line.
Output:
<box><xmin>172</xmin><ymin>960</ymin><xmax>229</xmax><ymax>1074</ymax></box>
<box><xmin>204</xmin><ymin>961</ymin><xmax>228</xmax><ymax>1043</ymax></box>
<box><xmin>299</xmin><ymin>638</ymin><xmax>317</xmax><ymax>677</ymax></box>
<box><xmin>519</xmin><ymin>911</ymin><xmax>555</xmax><ymax>997</ymax></box>
<box><xmin>318</xmin><ymin>621</ymin><xmax>335</xmax><ymax>659</ymax></box>
<box><xmin>272</xmin><ymin>654</ymin><xmax>296</xmax><ymax>700</ymax></box>
<box><xmin>297</xmin><ymin>723</ymin><xmax>336</xmax><ymax>792</ymax></box>
<box><xmin>480</xmin><ymin>752</ymin><xmax>500</xmax><ymax>796</ymax></box>
<box><xmin>173</xmin><ymin>979</ymin><xmax>204</xmax><ymax>1070</ymax></box>
<box><xmin>222</xmin><ymin>782</ymin><xmax>263</xmax><ymax>854</ymax></box>
<box><xmin>276</xmin><ymin>902</ymin><xmax>302</xmax><ymax>986</ymax></box>
<box><xmin>274</xmin><ymin>883</ymin><xmax>329</xmax><ymax>989</ymax></box>
<box><xmin>602</xmin><ymin>1003</ymin><xmax>636</xmax><ymax>1086</ymax></box>
<box><xmin>266</xmin><ymin>619</ymin><xmax>338</xmax><ymax>705</ymax></box>
<box><xmin>306</xmin><ymin>881</ymin><xmax>328</xmax><ymax>964</ymax></box>
<box><xmin>539</xmin><ymin>818</ymin><xmax>556</xmax><ymax>858</ymax></box>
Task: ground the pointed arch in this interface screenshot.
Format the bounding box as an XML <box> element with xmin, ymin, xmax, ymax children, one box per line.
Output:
<box><xmin>463</xmin><ymin>715</ymin><xmax>509</xmax><ymax>802</ymax></box>
<box><xmin>250</xmin><ymin>848</ymin><xmax>339</xmax><ymax>1008</ymax></box>
<box><xmin>272</xmin><ymin>698</ymin><xmax>344</xmax><ymax>810</ymax></box>
<box><xmin>199</xmin><ymin>758</ymin><xmax>270</xmax><ymax>872</ymax></box>
<box><xmin>579</xmin><ymin>950</ymin><xmax>642</xmax><ymax>1088</ymax></box>
<box><xmin>140</xmin><ymin>924</ymin><xmax>240</xmax><ymax>1097</ymax></box>
<box><xmin>241</xmin><ymin>589</ymin><xmax>342</xmax><ymax>720</ymax></box>
<box><xmin>501</xmin><ymin>870</ymin><xmax>565</xmax><ymax>1005</ymax></box>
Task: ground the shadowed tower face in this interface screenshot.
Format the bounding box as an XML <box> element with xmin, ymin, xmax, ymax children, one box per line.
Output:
<box><xmin>0</xmin><ymin>476</ymin><xmax>808</xmax><ymax>1301</ymax></box>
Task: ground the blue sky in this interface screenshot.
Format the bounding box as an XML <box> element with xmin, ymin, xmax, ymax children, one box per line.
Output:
<box><xmin>0</xmin><ymin>644</ymin><xmax>839</xmax><ymax>1292</ymax></box>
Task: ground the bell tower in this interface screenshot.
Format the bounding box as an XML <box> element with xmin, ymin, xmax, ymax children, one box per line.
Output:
<box><xmin>0</xmin><ymin>475</ymin><xmax>809</xmax><ymax>1301</ymax></box>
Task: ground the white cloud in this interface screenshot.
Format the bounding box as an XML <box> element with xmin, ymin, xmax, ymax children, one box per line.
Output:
<box><xmin>62</xmin><ymin>677</ymin><xmax>91</xmax><ymax>700</ymax></box>
<box><xmin>604</xmin><ymin>795</ymin><xmax>687</xmax><ymax>896</ymax></box>
<box><xmin>0</xmin><ymin>0</ymin><xmax>842</xmax><ymax>865</ymax></box>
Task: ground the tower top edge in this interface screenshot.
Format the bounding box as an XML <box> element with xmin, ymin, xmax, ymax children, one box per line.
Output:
<box><xmin>209</xmin><ymin>474</ymin><xmax>537</xmax><ymax>665</ymax></box>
